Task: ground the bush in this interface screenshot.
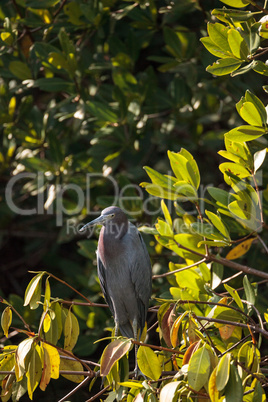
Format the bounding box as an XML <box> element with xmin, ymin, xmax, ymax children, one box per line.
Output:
<box><xmin>1</xmin><ymin>0</ymin><xmax>268</xmax><ymax>401</ymax></box>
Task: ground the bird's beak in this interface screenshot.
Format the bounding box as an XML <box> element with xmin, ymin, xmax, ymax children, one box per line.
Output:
<box><xmin>79</xmin><ymin>214</ymin><xmax>113</xmax><ymax>232</ymax></box>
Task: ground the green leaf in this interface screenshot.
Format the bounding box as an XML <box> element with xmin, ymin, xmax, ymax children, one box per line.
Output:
<box><xmin>64</xmin><ymin>309</ymin><xmax>80</xmax><ymax>351</ymax></box>
<box><xmin>191</xmin><ymin>222</ymin><xmax>226</xmax><ymax>241</ymax></box>
<box><xmin>174</xmin><ymin>233</ymin><xmax>206</xmax><ymax>258</ymax></box>
<box><xmin>161</xmin><ymin>199</ymin><xmax>172</xmax><ymax>225</ymax></box>
<box><xmin>219</xmin><ymin>0</ymin><xmax>250</xmax><ymax>6</ymax></box>
<box><xmin>26</xmin><ymin>345</ymin><xmax>42</xmax><ymax>400</ymax></box>
<box><xmin>225</xmin><ymin>363</ymin><xmax>243</xmax><ymax>402</ymax></box>
<box><xmin>224</xmin><ymin>284</ymin><xmax>244</xmax><ymax>311</ymax></box>
<box><xmin>227</xmin><ymin>29</ymin><xmax>248</xmax><ymax>60</ymax></box>
<box><xmin>168</xmin><ymin>149</ymin><xmax>200</xmax><ymax>189</ymax></box>
<box><xmin>24</xmin><ymin>272</ymin><xmax>45</xmax><ymax>310</ymax></box>
<box><xmin>156</xmin><ymin>219</ymin><xmax>173</xmax><ymax>238</ymax></box>
<box><xmin>228</xmin><ymin>200</ymin><xmax>256</xmax><ymax>225</ymax></box>
<box><xmin>140</xmin><ymin>182</ymin><xmax>178</xmax><ymax>200</ymax></box>
<box><xmin>9</xmin><ymin>61</ymin><xmax>32</xmax><ymax>80</ymax></box>
<box><xmin>253</xmin><ymin>60</ymin><xmax>268</xmax><ymax>76</ymax></box>
<box><xmin>216</xmin><ymin>352</ymin><xmax>231</xmax><ymax>391</ymax></box>
<box><xmin>200</xmin><ymin>36</ymin><xmax>231</xmax><ymax>59</ymax></box>
<box><xmin>86</xmin><ymin>101</ymin><xmax>118</xmax><ymax>123</ymax></box>
<box><xmin>239</xmin><ymin>102</ymin><xmax>264</xmax><ymax>127</ymax></box>
<box><xmin>163</xmin><ymin>27</ymin><xmax>182</xmax><ymax>58</ymax></box>
<box><xmin>26</xmin><ymin>0</ymin><xmax>61</xmax><ymax>7</ymax></box>
<box><xmin>219</xmin><ymin>162</ymin><xmax>250</xmax><ymax>178</ymax></box>
<box><xmin>243</xmin><ymin>275</ymin><xmax>255</xmax><ymax>305</ymax></box>
<box><xmin>206</xmin><ymin>210</ymin><xmax>230</xmax><ymax>240</ymax></box>
<box><xmin>245</xmin><ymin>90</ymin><xmax>267</xmax><ymax>126</ymax></box>
<box><xmin>231</xmin><ymin>60</ymin><xmax>257</xmax><ymax>77</ymax></box>
<box><xmin>207</xmin><ymin>23</ymin><xmax>231</xmax><ymax>53</ymax></box>
<box><xmin>210</xmin><ymin>305</ymin><xmax>243</xmax><ymax>323</ymax></box>
<box><xmin>143</xmin><ymin>166</ymin><xmax>176</xmax><ymax>189</ymax></box>
<box><xmin>137</xmin><ymin>346</ymin><xmax>162</xmax><ymax>380</ymax></box>
<box><xmin>100</xmin><ymin>339</ymin><xmax>132</xmax><ymax>376</ymax></box>
<box><xmin>207</xmin><ymin>187</ymin><xmax>230</xmax><ymax>207</ymax></box>
<box><xmin>188</xmin><ymin>346</ymin><xmax>210</xmax><ymax>391</ymax></box>
<box><xmin>35</xmin><ymin>78</ymin><xmax>75</xmax><ymax>93</ymax></box>
<box><xmin>173</xmin><ymin>181</ymin><xmax>198</xmax><ymax>200</ymax></box>
<box><xmin>206</xmin><ymin>58</ymin><xmax>242</xmax><ymax>76</ymax></box>
<box><xmin>212</xmin><ymin>8</ymin><xmax>259</xmax><ymax>22</ymax></box>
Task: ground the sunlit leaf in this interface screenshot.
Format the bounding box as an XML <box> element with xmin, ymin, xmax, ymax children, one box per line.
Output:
<box><xmin>225</xmin><ymin>363</ymin><xmax>243</xmax><ymax>401</ymax></box>
<box><xmin>24</xmin><ymin>272</ymin><xmax>45</xmax><ymax>309</ymax></box>
<box><xmin>1</xmin><ymin>307</ymin><xmax>12</xmax><ymax>338</ymax></box>
<box><xmin>216</xmin><ymin>352</ymin><xmax>231</xmax><ymax>391</ymax></box>
<box><xmin>254</xmin><ymin>148</ymin><xmax>267</xmax><ymax>173</ymax></box>
<box><xmin>100</xmin><ymin>339</ymin><xmax>132</xmax><ymax>376</ymax></box>
<box><xmin>26</xmin><ymin>345</ymin><xmax>42</xmax><ymax>400</ymax></box>
<box><xmin>206</xmin><ymin>58</ymin><xmax>242</xmax><ymax>76</ymax></box>
<box><xmin>137</xmin><ymin>346</ymin><xmax>162</xmax><ymax>380</ymax></box>
<box><xmin>188</xmin><ymin>346</ymin><xmax>210</xmax><ymax>391</ymax></box>
<box><xmin>60</xmin><ymin>355</ymin><xmax>84</xmax><ymax>383</ymax></box>
<box><xmin>226</xmin><ymin>238</ymin><xmax>256</xmax><ymax>260</ymax></box>
<box><xmin>225</xmin><ymin>125</ymin><xmax>266</xmax><ymax>142</ymax></box>
<box><xmin>64</xmin><ymin>309</ymin><xmax>80</xmax><ymax>351</ymax></box>
<box><xmin>227</xmin><ymin>28</ymin><xmax>248</xmax><ymax>60</ymax></box>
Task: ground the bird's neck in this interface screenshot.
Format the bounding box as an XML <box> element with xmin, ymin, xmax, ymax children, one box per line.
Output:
<box><xmin>98</xmin><ymin>221</ymin><xmax>128</xmax><ymax>262</ymax></box>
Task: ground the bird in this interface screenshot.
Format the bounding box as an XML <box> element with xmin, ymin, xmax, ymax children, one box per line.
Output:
<box><xmin>80</xmin><ymin>206</ymin><xmax>152</xmax><ymax>373</ymax></box>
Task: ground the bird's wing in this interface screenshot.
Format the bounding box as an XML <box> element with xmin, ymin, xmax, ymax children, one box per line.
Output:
<box><xmin>130</xmin><ymin>231</ymin><xmax>152</xmax><ymax>332</ymax></box>
<box><xmin>97</xmin><ymin>252</ymin><xmax>115</xmax><ymax>317</ymax></box>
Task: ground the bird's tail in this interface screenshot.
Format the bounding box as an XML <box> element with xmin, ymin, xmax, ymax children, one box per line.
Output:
<box><xmin>119</xmin><ymin>322</ymin><xmax>134</xmax><ymax>339</ymax></box>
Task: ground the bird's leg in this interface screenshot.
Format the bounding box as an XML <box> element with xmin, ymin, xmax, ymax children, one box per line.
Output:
<box><xmin>114</xmin><ymin>321</ymin><xmax>119</xmax><ymax>337</ymax></box>
<box><xmin>133</xmin><ymin>319</ymin><xmax>139</xmax><ymax>379</ymax></box>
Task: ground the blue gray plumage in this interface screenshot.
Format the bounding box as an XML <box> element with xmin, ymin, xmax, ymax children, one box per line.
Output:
<box><xmin>80</xmin><ymin>206</ymin><xmax>152</xmax><ymax>341</ymax></box>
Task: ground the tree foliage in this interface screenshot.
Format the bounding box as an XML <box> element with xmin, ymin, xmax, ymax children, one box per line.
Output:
<box><xmin>1</xmin><ymin>0</ymin><xmax>268</xmax><ymax>401</ymax></box>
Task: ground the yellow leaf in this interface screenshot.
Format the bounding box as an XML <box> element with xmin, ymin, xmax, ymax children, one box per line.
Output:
<box><xmin>170</xmin><ymin>311</ymin><xmax>188</xmax><ymax>348</ymax></box>
<box><xmin>208</xmin><ymin>366</ymin><xmax>221</xmax><ymax>402</ymax></box>
<box><xmin>60</xmin><ymin>354</ymin><xmax>84</xmax><ymax>383</ymax></box>
<box><xmin>40</xmin><ymin>345</ymin><xmax>51</xmax><ymax>391</ymax></box>
<box><xmin>43</xmin><ymin>313</ymin><xmax>51</xmax><ymax>333</ymax></box>
<box><xmin>1</xmin><ymin>306</ymin><xmax>12</xmax><ymax>337</ymax></box>
<box><xmin>43</xmin><ymin>343</ymin><xmax>60</xmax><ymax>380</ymax></box>
<box><xmin>226</xmin><ymin>238</ymin><xmax>256</xmax><ymax>260</ymax></box>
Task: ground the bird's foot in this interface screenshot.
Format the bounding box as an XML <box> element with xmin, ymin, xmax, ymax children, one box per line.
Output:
<box><xmin>131</xmin><ymin>367</ymin><xmax>146</xmax><ymax>380</ymax></box>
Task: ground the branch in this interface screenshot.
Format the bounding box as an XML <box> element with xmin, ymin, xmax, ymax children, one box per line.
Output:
<box><xmin>152</xmin><ymin>258</ymin><xmax>207</xmax><ymax>279</ymax></box>
<box><xmin>174</xmin><ymin>242</ymin><xmax>268</xmax><ymax>280</ymax></box>
<box><xmin>39</xmin><ymin>272</ymin><xmax>94</xmax><ymax>305</ymax></box>
<box><xmin>58</xmin><ymin>377</ymin><xmax>91</xmax><ymax>402</ymax></box>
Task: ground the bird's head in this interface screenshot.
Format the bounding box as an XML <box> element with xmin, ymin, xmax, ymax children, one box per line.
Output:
<box><xmin>80</xmin><ymin>206</ymin><xmax>127</xmax><ymax>235</ymax></box>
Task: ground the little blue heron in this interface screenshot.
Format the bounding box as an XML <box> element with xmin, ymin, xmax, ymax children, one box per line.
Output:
<box><xmin>80</xmin><ymin>206</ymin><xmax>152</xmax><ymax>373</ymax></box>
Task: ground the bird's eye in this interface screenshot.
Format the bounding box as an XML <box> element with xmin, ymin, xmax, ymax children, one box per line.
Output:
<box><xmin>110</xmin><ymin>214</ymin><xmax>115</xmax><ymax>218</ymax></box>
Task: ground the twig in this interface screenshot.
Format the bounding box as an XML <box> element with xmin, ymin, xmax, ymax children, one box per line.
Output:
<box><xmin>218</xmin><ymin>334</ymin><xmax>252</xmax><ymax>357</ymax></box>
<box><xmin>257</xmin><ymin>234</ymin><xmax>268</xmax><ymax>254</ymax></box>
<box><xmin>131</xmin><ymin>340</ymin><xmax>184</xmax><ymax>355</ymax></box>
<box><xmin>174</xmin><ymin>241</ymin><xmax>268</xmax><ymax>280</ymax></box>
<box><xmin>85</xmin><ymin>385</ymin><xmax>110</xmax><ymax>402</ymax></box>
<box><xmin>221</xmin><ymin>271</ymin><xmax>243</xmax><ymax>283</ymax></box>
<box><xmin>58</xmin><ymin>377</ymin><xmax>90</xmax><ymax>402</ymax></box>
<box><xmin>60</xmin><ymin>300</ymin><xmax>108</xmax><ymax>308</ymax></box>
<box><xmin>152</xmin><ymin>258</ymin><xmax>207</xmax><ymax>279</ymax></box>
<box><xmin>194</xmin><ymin>315</ymin><xmax>268</xmax><ymax>338</ymax></box>
<box><xmin>37</xmin><ymin>271</ymin><xmax>94</xmax><ymax>305</ymax></box>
